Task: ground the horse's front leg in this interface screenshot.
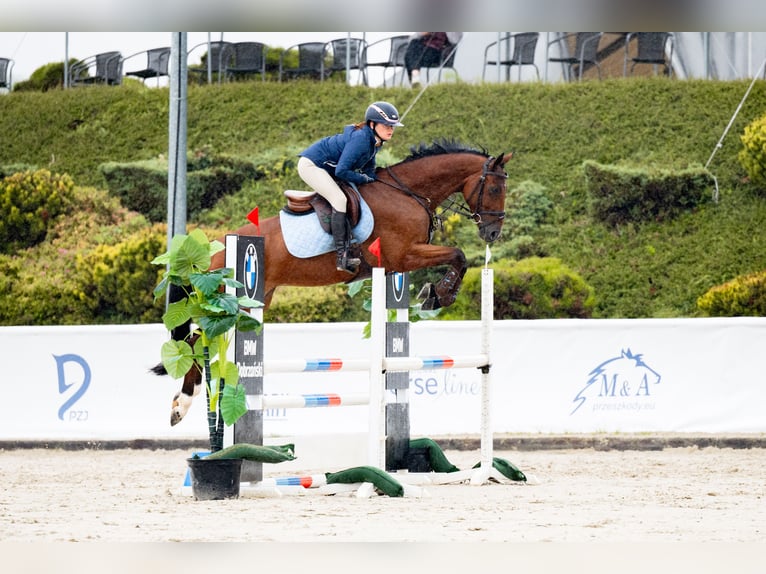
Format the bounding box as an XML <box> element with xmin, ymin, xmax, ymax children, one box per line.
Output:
<box><xmin>400</xmin><ymin>245</ymin><xmax>467</xmax><ymax>310</ymax></box>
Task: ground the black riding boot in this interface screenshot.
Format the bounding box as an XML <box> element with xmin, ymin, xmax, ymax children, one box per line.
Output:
<box><xmin>331</xmin><ymin>210</ymin><xmax>360</xmax><ymax>274</ymax></box>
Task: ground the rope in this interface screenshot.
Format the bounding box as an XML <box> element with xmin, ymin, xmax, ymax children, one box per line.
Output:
<box><xmin>400</xmin><ymin>41</ymin><xmax>460</xmax><ymax>122</ymax></box>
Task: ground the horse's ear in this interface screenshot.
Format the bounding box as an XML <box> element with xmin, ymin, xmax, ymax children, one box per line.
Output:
<box><xmin>494</xmin><ymin>152</ymin><xmax>513</xmax><ymax>169</ymax></box>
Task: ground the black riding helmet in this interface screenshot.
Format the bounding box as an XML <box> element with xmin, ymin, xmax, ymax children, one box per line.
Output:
<box><xmin>365</xmin><ymin>101</ymin><xmax>404</xmax><ymax>127</ymax></box>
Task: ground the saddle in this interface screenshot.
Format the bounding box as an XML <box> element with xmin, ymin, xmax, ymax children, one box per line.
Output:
<box><xmin>283</xmin><ymin>183</ymin><xmax>362</xmax><ymax>234</ymax></box>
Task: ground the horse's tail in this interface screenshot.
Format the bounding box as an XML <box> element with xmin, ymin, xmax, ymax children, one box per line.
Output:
<box><xmin>149</xmin><ymin>283</ymin><xmax>191</xmax><ymax>377</ymax></box>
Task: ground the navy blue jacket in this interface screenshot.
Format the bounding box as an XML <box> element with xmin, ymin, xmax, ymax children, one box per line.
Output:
<box><xmin>299</xmin><ymin>124</ymin><xmax>378</xmax><ymax>186</ymax></box>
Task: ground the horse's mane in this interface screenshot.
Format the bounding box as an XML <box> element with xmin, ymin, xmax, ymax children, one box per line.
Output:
<box><xmin>402</xmin><ymin>139</ymin><xmax>489</xmax><ymax>163</ymax></box>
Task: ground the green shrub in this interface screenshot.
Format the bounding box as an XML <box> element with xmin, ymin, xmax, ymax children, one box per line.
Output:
<box><xmin>0</xmin><ymin>169</ymin><xmax>76</xmax><ymax>254</ymax></box>
<box><xmin>503</xmin><ymin>180</ymin><xmax>553</xmax><ymax>258</ymax></box>
<box><xmin>697</xmin><ymin>270</ymin><xmax>766</xmax><ymax>316</ymax></box>
<box><xmin>265</xmin><ymin>284</ymin><xmax>369</xmax><ymax>323</ymax></box>
<box><xmin>0</xmin><ymin>163</ymin><xmax>38</xmax><ymax>178</ymax></box>
<box><xmin>439</xmin><ymin>257</ymin><xmax>595</xmax><ymax>320</ymax></box>
<box><xmin>584</xmin><ymin>160</ymin><xmax>715</xmax><ymax>227</ymax></box>
<box><xmin>12</xmin><ymin>61</ymin><xmax>73</xmax><ymax>92</ymax></box>
<box><xmin>739</xmin><ymin>112</ymin><xmax>766</xmax><ymax>191</ymax></box>
<box><xmin>75</xmin><ymin>224</ymin><xmax>167</xmax><ymax>323</ymax></box>
<box><xmin>99</xmin><ymin>150</ymin><xmax>262</xmax><ymax>222</ymax></box>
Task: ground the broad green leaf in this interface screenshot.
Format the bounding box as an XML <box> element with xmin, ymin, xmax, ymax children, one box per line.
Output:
<box><xmin>221</xmin><ymin>383</ymin><xmax>247</xmax><ymax>426</ymax></box>
<box><xmin>153</xmin><ymin>275</ymin><xmax>169</xmax><ymax>300</ymax></box>
<box><xmin>222</xmin><ymin>277</ymin><xmax>244</xmax><ymax>290</ymax></box>
<box><xmin>171</xmin><ymin>233</ymin><xmax>212</xmax><ymax>277</ymax></box>
<box><xmin>162</xmin><ymin>299</ymin><xmax>191</xmax><ymax>331</ymax></box>
<box><xmin>190</xmin><ymin>270</ymin><xmax>227</xmax><ymax>296</ymax></box>
<box><xmin>236</xmin><ymin>312</ymin><xmax>262</xmax><ymax>333</ymax></box>
<box><xmin>209</xmin><ymin>292</ymin><xmax>240</xmax><ymax>315</ymax></box>
<box><xmin>237</xmin><ymin>296</ymin><xmax>264</xmax><ymax>309</ymax></box>
<box><xmin>198</xmin><ymin>314</ymin><xmax>237</xmax><ymax>339</ymax></box>
<box><xmin>151</xmin><ymin>251</ymin><xmax>171</xmax><ymax>265</ymax></box>
<box><xmin>160</xmin><ymin>340</ymin><xmax>195</xmax><ymax>378</ymax></box>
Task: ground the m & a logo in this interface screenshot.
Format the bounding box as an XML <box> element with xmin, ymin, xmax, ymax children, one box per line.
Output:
<box><xmin>571</xmin><ymin>348</ymin><xmax>662</xmax><ymax>415</ymax></box>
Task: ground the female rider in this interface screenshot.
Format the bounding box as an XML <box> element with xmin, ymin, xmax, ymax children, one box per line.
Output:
<box><xmin>297</xmin><ymin>101</ymin><xmax>404</xmax><ymax>273</ymax></box>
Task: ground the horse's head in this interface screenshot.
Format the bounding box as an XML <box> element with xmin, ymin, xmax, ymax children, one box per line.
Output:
<box><xmin>462</xmin><ymin>152</ymin><xmax>513</xmax><ymax>243</ymax></box>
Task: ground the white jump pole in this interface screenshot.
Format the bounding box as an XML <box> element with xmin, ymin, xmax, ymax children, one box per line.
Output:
<box><xmin>471</xmin><ymin>266</ymin><xmax>494</xmax><ymax>485</ymax></box>
<box><xmin>368</xmin><ymin>266</ymin><xmax>387</xmax><ymax>469</ymax></box>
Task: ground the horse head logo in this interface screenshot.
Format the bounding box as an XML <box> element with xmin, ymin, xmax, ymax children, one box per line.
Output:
<box><xmin>571</xmin><ymin>348</ymin><xmax>661</xmax><ymax>415</ymax></box>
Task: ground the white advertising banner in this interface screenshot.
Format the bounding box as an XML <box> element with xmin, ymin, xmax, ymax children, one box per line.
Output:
<box><xmin>1</xmin><ymin>317</ymin><xmax>765</xmax><ymax>442</ymax></box>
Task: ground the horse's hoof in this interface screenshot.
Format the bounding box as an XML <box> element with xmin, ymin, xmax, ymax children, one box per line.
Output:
<box><xmin>417</xmin><ymin>283</ymin><xmax>442</xmax><ymax>310</ymax></box>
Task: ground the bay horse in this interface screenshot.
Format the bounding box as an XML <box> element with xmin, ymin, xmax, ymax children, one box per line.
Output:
<box><xmin>161</xmin><ymin>139</ymin><xmax>513</xmax><ymax>425</ymax></box>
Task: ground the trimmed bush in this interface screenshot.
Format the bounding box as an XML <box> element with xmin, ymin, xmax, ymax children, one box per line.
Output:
<box><xmin>0</xmin><ymin>169</ymin><xmax>76</xmax><ymax>254</ymax></box>
<box><xmin>697</xmin><ymin>271</ymin><xmax>766</xmax><ymax>316</ymax></box>
<box><xmin>439</xmin><ymin>257</ymin><xmax>595</xmax><ymax>320</ymax></box>
<box><xmin>75</xmin><ymin>224</ymin><xmax>167</xmax><ymax>323</ymax></box>
<box><xmin>99</xmin><ymin>151</ymin><xmax>262</xmax><ymax>222</ymax></box>
<box><xmin>739</xmin><ymin>112</ymin><xmax>766</xmax><ymax>191</ymax></box>
<box><xmin>584</xmin><ymin>160</ymin><xmax>714</xmax><ymax>227</ymax></box>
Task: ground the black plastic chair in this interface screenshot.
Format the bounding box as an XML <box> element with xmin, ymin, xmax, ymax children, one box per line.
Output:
<box><xmin>624</xmin><ymin>32</ymin><xmax>674</xmax><ymax>77</ymax></box>
<box><xmin>0</xmin><ymin>57</ymin><xmax>14</xmax><ymax>91</ymax></box>
<box><xmin>123</xmin><ymin>47</ymin><xmax>171</xmax><ymax>85</ymax></box>
<box><xmin>188</xmin><ymin>41</ymin><xmax>234</xmax><ymax>84</ymax></box>
<box><xmin>324</xmin><ymin>37</ymin><xmax>367</xmax><ymax>85</ymax></box>
<box><xmin>70</xmin><ymin>51</ymin><xmax>123</xmax><ymax>86</ymax></box>
<box><xmin>361</xmin><ymin>34</ymin><xmax>409</xmax><ymax>87</ymax></box>
<box><xmin>482</xmin><ymin>32</ymin><xmax>540</xmax><ymax>82</ymax></box>
<box><xmin>278</xmin><ymin>42</ymin><xmax>329</xmax><ymax>81</ymax></box>
<box><xmin>547</xmin><ymin>32</ymin><xmax>603</xmax><ymax>81</ymax></box>
<box><xmin>226</xmin><ymin>41</ymin><xmax>268</xmax><ymax>82</ymax></box>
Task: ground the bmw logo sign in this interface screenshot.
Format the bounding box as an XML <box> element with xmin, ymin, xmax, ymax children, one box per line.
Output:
<box><xmin>243</xmin><ymin>242</ymin><xmax>260</xmax><ymax>299</ymax></box>
<box><xmin>391</xmin><ymin>271</ymin><xmax>406</xmax><ymax>304</ymax></box>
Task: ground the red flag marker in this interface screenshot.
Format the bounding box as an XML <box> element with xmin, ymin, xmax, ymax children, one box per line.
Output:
<box><xmin>247</xmin><ymin>206</ymin><xmax>261</xmax><ymax>235</ymax></box>
<box><xmin>368</xmin><ymin>237</ymin><xmax>381</xmax><ymax>267</ymax></box>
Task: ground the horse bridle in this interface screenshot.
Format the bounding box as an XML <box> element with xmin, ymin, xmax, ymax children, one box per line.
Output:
<box><xmin>382</xmin><ymin>156</ymin><xmax>508</xmax><ymax>231</ymax></box>
<box><xmin>459</xmin><ymin>156</ymin><xmax>508</xmax><ymax>227</ymax></box>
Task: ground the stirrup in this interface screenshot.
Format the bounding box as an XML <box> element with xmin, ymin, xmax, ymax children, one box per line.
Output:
<box><xmin>336</xmin><ymin>253</ymin><xmax>361</xmax><ymax>274</ymax></box>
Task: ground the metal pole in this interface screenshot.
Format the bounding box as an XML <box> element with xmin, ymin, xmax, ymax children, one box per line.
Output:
<box><xmin>64</xmin><ymin>32</ymin><xmax>69</xmax><ymax>89</ymax></box>
<box><xmin>167</xmin><ymin>32</ymin><xmax>188</xmax><ymax>250</ymax></box>
<box><xmin>206</xmin><ymin>32</ymin><xmax>212</xmax><ymax>85</ymax></box>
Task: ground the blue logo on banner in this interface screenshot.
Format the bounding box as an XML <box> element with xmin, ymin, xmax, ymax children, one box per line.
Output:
<box><xmin>54</xmin><ymin>354</ymin><xmax>91</xmax><ymax>420</ymax></box>
<box><xmin>571</xmin><ymin>348</ymin><xmax>661</xmax><ymax>415</ymax></box>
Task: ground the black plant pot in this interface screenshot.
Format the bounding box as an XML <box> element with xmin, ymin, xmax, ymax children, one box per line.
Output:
<box><xmin>187</xmin><ymin>457</ymin><xmax>243</xmax><ymax>501</ymax></box>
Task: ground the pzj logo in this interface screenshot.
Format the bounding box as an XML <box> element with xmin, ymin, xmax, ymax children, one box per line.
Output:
<box><xmin>243</xmin><ymin>242</ymin><xmax>260</xmax><ymax>300</ymax></box>
<box><xmin>54</xmin><ymin>354</ymin><xmax>91</xmax><ymax>421</ymax></box>
<box><xmin>570</xmin><ymin>348</ymin><xmax>661</xmax><ymax>415</ymax></box>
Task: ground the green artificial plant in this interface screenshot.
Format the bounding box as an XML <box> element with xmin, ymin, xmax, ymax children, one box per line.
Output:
<box><xmin>152</xmin><ymin>228</ymin><xmax>263</xmax><ymax>451</ymax></box>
